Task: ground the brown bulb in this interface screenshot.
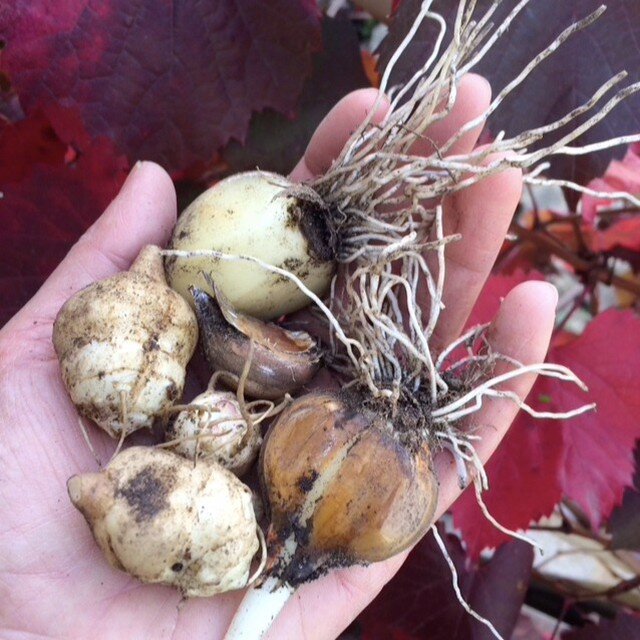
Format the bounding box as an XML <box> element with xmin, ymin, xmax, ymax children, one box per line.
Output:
<box><xmin>191</xmin><ymin>284</ymin><xmax>320</xmax><ymax>399</ymax></box>
<box><xmin>260</xmin><ymin>391</ymin><xmax>438</xmax><ymax>584</ymax></box>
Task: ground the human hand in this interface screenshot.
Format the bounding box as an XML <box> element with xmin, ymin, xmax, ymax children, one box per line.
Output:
<box><xmin>0</xmin><ymin>74</ymin><xmax>557</xmax><ymax>639</ymax></box>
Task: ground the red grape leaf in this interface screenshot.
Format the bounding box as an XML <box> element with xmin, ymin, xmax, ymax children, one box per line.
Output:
<box><xmin>1</xmin><ymin>0</ymin><xmax>321</xmax><ymax>173</ymax></box>
<box><xmin>358</xmin><ymin>527</ymin><xmax>533</xmax><ymax>640</ymax></box>
<box><xmin>451</xmin><ymin>274</ymin><xmax>640</xmax><ymax>557</ymax></box>
<box><xmin>0</xmin><ymin>109</ymin><xmax>67</xmax><ymax>183</ymax></box>
<box><xmin>0</xmin><ymin>111</ymin><xmax>127</xmax><ymax>326</ymax></box>
<box><xmin>379</xmin><ymin>0</ymin><xmax>640</xmax><ymax>188</ymax></box>
<box><xmin>589</xmin><ymin>218</ymin><xmax>640</xmax><ymax>253</ymax></box>
<box><xmin>581</xmin><ymin>144</ymin><xmax>640</xmax><ymax>224</ymax></box>
<box><xmin>562</xmin><ymin>613</ymin><xmax>640</xmax><ymax>640</ymax></box>
<box><xmin>222</xmin><ymin>15</ymin><xmax>370</xmax><ymax>178</ymax></box>
<box><xmin>578</xmin><ymin>143</ymin><xmax>640</xmax><ymax>253</ymax></box>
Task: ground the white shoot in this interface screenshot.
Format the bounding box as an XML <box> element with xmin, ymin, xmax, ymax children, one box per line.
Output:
<box><xmin>224</xmin><ymin>576</ymin><xmax>295</xmax><ymax>640</ymax></box>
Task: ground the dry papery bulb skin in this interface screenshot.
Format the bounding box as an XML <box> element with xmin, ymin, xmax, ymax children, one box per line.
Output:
<box><xmin>260</xmin><ymin>390</ymin><xmax>438</xmax><ymax>585</ymax></box>
<box><xmin>191</xmin><ymin>284</ymin><xmax>320</xmax><ymax>399</ymax></box>
<box><xmin>166</xmin><ymin>388</ymin><xmax>261</xmax><ymax>476</ymax></box>
<box><xmin>165</xmin><ymin>171</ymin><xmax>336</xmax><ymax>320</ymax></box>
<box><xmin>53</xmin><ymin>245</ymin><xmax>198</xmax><ymax>439</ymax></box>
<box><xmin>67</xmin><ymin>447</ymin><xmax>259</xmax><ymax>597</ymax></box>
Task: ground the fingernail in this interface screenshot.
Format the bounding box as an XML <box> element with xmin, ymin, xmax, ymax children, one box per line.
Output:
<box><xmin>541</xmin><ymin>282</ymin><xmax>559</xmax><ymax>309</ymax></box>
<box><xmin>122</xmin><ymin>161</ymin><xmax>145</xmax><ymax>190</ymax></box>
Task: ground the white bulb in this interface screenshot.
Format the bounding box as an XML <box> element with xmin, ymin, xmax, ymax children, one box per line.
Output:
<box><xmin>166</xmin><ymin>171</ymin><xmax>335</xmax><ymax>320</ymax></box>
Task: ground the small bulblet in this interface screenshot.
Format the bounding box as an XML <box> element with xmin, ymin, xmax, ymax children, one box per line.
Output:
<box><xmin>53</xmin><ymin>246</ymin><xmax>198</xmax><ymax>438</ymax></box>
<box><xmin>67</xmin><ymin>447</ymin><xmax>259</xmax><ymax>597</ymax></box>
<box><xmin>167</xmin><ymin>389</ymin><xmax>261</xmax><ymax>476</ymax></box>
<box><xmin>192</xmin><ymin>285</ymin><xmax>320</xmax><ymax>399</ymax></box>
<box><xmin>261</xmin><ymin>392</ymin><xmax>438</xmax><ymax>584</ymax></box>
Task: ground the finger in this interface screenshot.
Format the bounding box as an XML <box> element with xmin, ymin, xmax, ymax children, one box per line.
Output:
<box><xmin>290</xmin><ymin>74</ymin><xmax>490</xmax><ymax>184</ymax></box>
<box><xmin>5</xmin><ymin>161</ymin><xmax>177</xmax><ymax>333</ymax></box>
<box><xmin>264</xmin><ymin>280</ymin><xmax>557</xmax><ymax>640</ymax></box>
<box><xmin>433</xmin><ymin>280</ymin><xmax>558</xmax><ymax>507</ymax></box>
<box><xmin>289</xmin><ymin>88</ymin><xmax>390</xmax><ymax>182</ymax></box>
<box><xmin>287</xmin><ymin>73</ymin><xmax>492</xmax><ymax>334</ymax></box>
<box><xmin>429</xmin><ymin>159</ymin><xmax>523</xmax><ymax>353</ymax></box>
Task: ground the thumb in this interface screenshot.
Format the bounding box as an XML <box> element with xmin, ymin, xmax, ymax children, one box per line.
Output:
<box><xmin>3</xmin><ymin>161</ymin><xmax>176</xmax><ymax>341</ymax></box>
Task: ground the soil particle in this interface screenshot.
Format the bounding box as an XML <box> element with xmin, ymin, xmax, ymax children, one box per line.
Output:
<box><xmin>297</xmin><ymin>469</ymin><xmax>319</xmax><ymax>494</ymax></box>
<box><xmin>117</xmin><ymin>465</ymin><xmax>174</xmax><ymax>522</ymax></box>
<box><xmin>289</xmin><ymin>199</ymin><xmax>337</xmax><ymax>263</ymax></box>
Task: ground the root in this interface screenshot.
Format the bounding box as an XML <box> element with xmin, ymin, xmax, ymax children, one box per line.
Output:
<box><xmin>236</xmin><ymin>341</ymin><xmax>256</xmax><ymax>431</ymax></box>
<box><xmin>302</xmin><ymin>0</ymin><xmax>640</xmax><ymax>403</ymax></box>
<box><xmin>77</xmin><ymin>416</ymin><xmax>103</xmax><ymax>468</ymax></box>
<box><xmin>247</xmin><ymin>525</ymin><xmax>268</xmax><ymax>587</ymax></box>
<box><xmin>472</xmin><ymin>478</ymin><xmax>543</xmax><ymax>553</ymax></box>
<box><xmin>158</xmin><ymin>420</ymin><xmax>238</xmax><ymax>450</ymax></box>
<box><xmin>524</xmin><ymin>172</ymin><xmax>640</xmax><ymax>210</ymax></box>
<box><xmin>431</xmin><ymin>525</ymin><xmax>506</xmax><ymax>640</ymax></box>
<box><xmin>432</xmin><ymin>361</ymin><xmax>595</xmax><ymax>424</ymax></box>
<box><xmin>109</xmin><ymin>391</ymin><xmax>128</xmax><ymax>463</ymax></box>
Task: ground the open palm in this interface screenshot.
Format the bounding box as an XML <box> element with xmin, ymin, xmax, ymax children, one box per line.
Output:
<box><xmin>0</xmin><ymin>75</ymin><xmax>557</xmax><ymax>639</ymax></box>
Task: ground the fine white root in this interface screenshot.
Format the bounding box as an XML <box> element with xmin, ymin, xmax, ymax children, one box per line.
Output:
<box><xmin>524</xmin><ymin>174</ymin><xmax>640</xmax><ymax>210</ymax></box>
<box><xmin>224</xmin><ymin>576</ymin><xmax>295</xmax><ymax>640</ymax></box>
<box><xmin>110</xmin><ymin>415</ymin><xmax>128</xmax><ymax>464</ymax></box>
<box><xmin>440</xmin><ymin>440</ymin><xmax>472</xmax><ymax>489</ymax></box>
<box><xmin>77</xmin><ymin>416</ymin><xmax>103</xmax><ymax>468</ymax></box>
<box><xmin>432</xmin><ymin>362</ymin><xmax>594</xmax><ymax>422</ymax></box>
<box><xmin>431</xmin><ymin>525</ymin><xmax>506</xmax><ymax>640</ymax></box>
<box><xmin>246</xmin><ymin>526</ymin><xmax>268</xmax><ymax>587</ymax></box>
<box><xmin>472</xmin><ymin>479</ymin><xmax>543</xmax><ymax>553</ymax></box>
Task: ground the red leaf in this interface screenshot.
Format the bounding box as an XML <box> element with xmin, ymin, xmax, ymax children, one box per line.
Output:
<box><xmin>451</xmin><ymin>381</ymin><xmax>565</xmax><ymax>558</ymax></box>
<box><xmin>1</xmin><ymin>0</ymin><xmax>321</xmax><ymax>173</ymax></box>
<box><xmin>453</xmin><ymin>293</ymin><xmax>640</xmax><ymax>557</ymax></box>
<box><xmin>552</xmin><ymin>313</ymin><xmax>640</xmax><ymax>521</ymax></box>
<box><xmin>581</xmin><ymin>145</ymin><xmax>640</xmax><ymax>224</ymax></box>
<box><xmin>576</xmin><ymin>144</ymin><xmax>640</xmax><ymax>254</ymax></box>
<box><xmin>358</xmin><ymin>528</ymin><xmax>533</xmax><ymax>640</ymax></box>
<box><xmin>589</xmin><ymin>217</ymin><xmax>640</xmax><ymax>253</ymax></box>
<box><xmin>222</xmin><ymin>15</ymin><xmax>370</xmax><ymax>178</ymax></box>
<box><xmin>0</xmin><ymin>113</ymin><xmax>127</xmax><ymax>326</ymax></box>
<box><xmin>0</xmin><ymin>109</ymin><xmax>67</xmax><ymax>183</ymax></box>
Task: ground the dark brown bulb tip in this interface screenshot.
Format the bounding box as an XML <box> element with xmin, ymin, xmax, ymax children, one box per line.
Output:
<box><xmin>191</xmin><ymin>284</ymin><xmax>320</xmax><ymax>400</ymax></box>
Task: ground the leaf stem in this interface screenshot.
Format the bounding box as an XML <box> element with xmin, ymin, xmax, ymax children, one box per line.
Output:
<box><xmin>510</xmin><ymin>222</ymin><xmax>640</xmax><ymax>297</ymax></box>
